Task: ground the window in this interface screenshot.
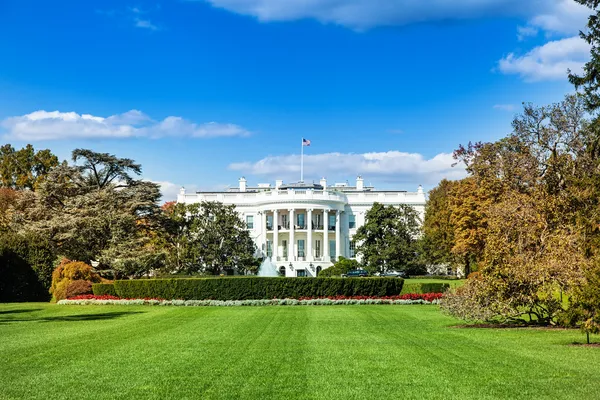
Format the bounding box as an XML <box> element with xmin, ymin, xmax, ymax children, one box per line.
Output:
<box><xmin>282</xmin><ymin>214</ymin><xmax>288</xmax><ymax>229</ymax></box>
<box><xmin>316</xmin><ymin>214</ymin><xmax>322</xmax><ymax>228</ymax></box>
<box><xmin>329</xmin><ymin>240</ymin><xmax>336</xmax><ymax>259</ymax></box>
<box><xmin>348</xmin><ymin>214</ymin><xmax>356</xmax><ymax>229</ymax></box>
<box><xmin>349</xmin><ymin>241</ymin><xmax>356</xmax><ymax>258</ymax></box>
<box><xmin>267</xmin><ymin>215</ymin><xmax>273</xmax><ymax>230</ymax></box>
<box><xmin>296</xmin><ymin>270</ymin><xmax>307</xmax><ymax>277</ymax></box>
<box><xmin>246</xmin><ymin>215</ymin><xmax>254</xmax><ymax>229</ymax></box>
<box><xmin>279</xmin><ymin>266</ymin><xmax>286</xmax><ymax>276</ymax></box>
<box><xmin>282</xmin><ymin>240</ymin><xmax>288</xmax><ymax>258</ymax></box>
<box><xmin>266</xmin><ymin>240</ymin><xmax>272</xmax><ymax>257</ymax></box>
<box><xmin>297</xmin><ymin>239</ymin><xmax>305</xmax><ymax>258</ymax></box>
<box><xmin>297</xmin><ymin>213</ymin><xmax>305</xmax><ymax>229</ymax></box>
<box><xmin>329</xmin><ymin>214</ymin><xmax>336</xmax><ymax>230</ymax></box>
<box><xmin>315</xmin><ymin>240</ymin><xmax>321</xmax><ymax>258</ymax></box>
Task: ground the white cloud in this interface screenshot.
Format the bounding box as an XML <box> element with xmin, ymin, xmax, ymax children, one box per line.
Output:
<box><xmin>153</xmin><ymin>180</ymin><xmax>200</xmax><ymax>202</ymax></box>
<box><xmin>200</xmin><ymin>0</ymin><xmax>550</xmax><ymax>30</ymax></box>
<box><xmin>229</xmin><ymin>151</ymin><xmax>466</xmax><ymax>185</ymax></box>
<box><xmin>517</xmin><ymin>25</ymin><xmax>538</xmax><ymax>41</ymax></box>
<box><xmin>1</xmin><ymin>110</ymin><xmax>251</xmax><ymax>141</ymax></box>
<box><xmin>493</xmin><ymin>104</ymin><xmax>516</xmax><ymax>112</ymax></box>
<box><xmin>154</xmin><ymin>180</ymin><xmax>184</xmax><ymax>202</ymax></box>
<box><xmin>526</xmin><ymin>0</ymin><xmax>590</xmax><ymax>36</ymax></box>
<box><xmin>135</xmin><ymin>18</ymin><xmax>160</xmax><ymax>31</ymax></box>
<box><xmin>498</xmin><ymin>0</ymin><xmax>591</xmax><ymax>82</ymax></box>
<box><xmin>497</xmin><ymin>36</ymin><xmax>590</xmax><ymax>82</ymax></box>
<box><xmin>152</xmin><ymin>180</ymin><xmax>232</xmax><ymax>202</ymax></box>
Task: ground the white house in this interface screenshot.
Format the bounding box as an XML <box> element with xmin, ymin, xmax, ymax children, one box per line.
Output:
<box><xmin>177</xmin><ymin>176</ymin><xmax>426</xmax><ymax>277</ymax></box>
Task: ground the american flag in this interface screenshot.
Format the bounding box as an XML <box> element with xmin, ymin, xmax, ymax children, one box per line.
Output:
<box><xmin>302</xmin><ymin>138</ymin><xmax>311</xmax><ymax>146</ymax></box>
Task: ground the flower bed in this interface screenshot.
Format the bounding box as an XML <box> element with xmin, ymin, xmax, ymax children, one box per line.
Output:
<box><xmin>58</xmin><ymin>293</ymin><xmax>443</xmax><ymax>306</ymax></box>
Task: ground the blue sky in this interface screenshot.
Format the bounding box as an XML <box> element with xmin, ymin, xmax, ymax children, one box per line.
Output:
<box><xmin>0</xmin><ymin>0</ymin><xmax>591</xmax><ymax>200</ymax></box>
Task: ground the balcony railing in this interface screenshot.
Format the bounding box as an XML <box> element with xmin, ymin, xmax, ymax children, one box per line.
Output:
<box><xmin>182</xmin><ymin>188</ymin><xmax>349</xmax><ymax>205</ymax></box>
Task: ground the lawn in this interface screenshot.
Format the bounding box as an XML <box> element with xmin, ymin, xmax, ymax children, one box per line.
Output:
<box><xmin>1</xmin><ymin>303</ymin><xmax>599</xmax><ymax>400</ymax></box>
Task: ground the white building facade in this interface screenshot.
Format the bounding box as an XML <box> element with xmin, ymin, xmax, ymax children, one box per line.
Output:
<box><xmin>177</xmin><ymin>177</ymin><xmax>426</xmax><ymax>277</ymax></box>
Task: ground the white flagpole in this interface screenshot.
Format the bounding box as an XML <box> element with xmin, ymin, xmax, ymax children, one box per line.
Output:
<box><xmin>300</xmin><ymin>138</ymin><xmax>304</xmax><ymax>183</ymax></box>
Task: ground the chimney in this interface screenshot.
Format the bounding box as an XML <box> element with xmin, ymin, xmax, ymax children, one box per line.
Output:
<box><xmin>275</xmin><ymin>179</ymin><xmax>283</xmax><ymax>189</ymax></box>
<box><xmin>356</xmin><ymin>176</ymin><xmax>364</xmax><ymax>191</ymax></box>
<box><xmin>320</xmin><ymin>177</ymin><xmax>327</xmax><ymax>189</ymax></box>
<box><xmin>177</xmin><ymin>187</ymin><xmax>186</xmax><ymax>203</ymax></box>
<box><xmin>239</xmin><ymin>177</ymin><xmax>247</xmax><ymax>192</ymax></box>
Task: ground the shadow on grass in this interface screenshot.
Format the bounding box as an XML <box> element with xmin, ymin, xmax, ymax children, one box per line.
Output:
<box><xmin>0</xmin><ymin>311</ymin><xmax>144</xmax><ymax>324</ymax></box>
<box><xmin>0</xmin><ymin>308</ymin><xmax>43</xmax><ymax>315</ymax></box>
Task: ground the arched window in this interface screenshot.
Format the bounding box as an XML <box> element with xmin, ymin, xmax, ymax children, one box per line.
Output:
<box><xmin>279</xmin><ymin>266</ymin><xmax>286</xmax><ymax>277</ymax></box>
<box><xmin>316</xmin><ymin>266</ymin><xmax>322</xmax><ymax>276</ymax></box>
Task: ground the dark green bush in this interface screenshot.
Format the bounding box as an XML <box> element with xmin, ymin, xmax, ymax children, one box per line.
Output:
<box><xmin>420</xmin><ymin>283</ymin><xmax>450</xmax><ymax>293</ymax></box>
<box><xmin>113</xmin><ymin>277</ymin><xmax>404</xmax><ymax>300</ymax></box>
<box><xmin>401</xmin><ymin>282</ymin><xmax>450</xmax><ymax>294</ymax></box>
<box><xmin>92</xmin><ymin>283</ymin><xmax>117</xmax><ymax>297</ymax></box>
<box><xmin>0</xmin><ymin>232</ymin><xmax>55</xmax><ymax>302</ymax></box>
<box><xmin>410</xmin><ymin>275</ymin><xmax>460</xmax><ymax>280</ymax></box>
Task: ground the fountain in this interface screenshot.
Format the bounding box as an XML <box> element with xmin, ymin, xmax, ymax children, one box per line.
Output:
<box><xmin>258</xmin><ymin>258</ymin><xmax>280</xmax><ymax>277</ymax></box>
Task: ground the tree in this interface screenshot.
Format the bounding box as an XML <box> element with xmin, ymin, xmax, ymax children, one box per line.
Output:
<box><xmin>318</xmin><ymin>257</ymin><xmax>361</xmax><ymax>277</ymax></box>
<box><xmin>353</xmin><ymin>202</ymin><xmax>421</xmax><ymax>275</ymax></box>
<box><xmin>569</xmin><ymin>1</ymin><xmax>600</xmax><ymax>111</ymax></box>
<box><xmin>420</xmin><ymin>179</ymin><xmax>457</xmax><ymax>268</ymax></box>
<box><xmin>71</xmin><ymin>149</ymin><xmax>142</xmax><ymax>189</ymax></box>
<box><xmin>19</xmin><ymin>150</ymin><xmax>164</xmax><ymax>278</ymax></box>
<box><xmin>168</xmin><ymin>201</ymin><xmax>257</xmax><ymax>275</ymax></box>
<box><xmin>447</xmin><ymin>177</ymin><xmax>494</xmax><ymax>275</ymax></box>
<box><xmin>0</xmin><ymin>144</ymin><xmax>59</xmax><ymax>190</ymax></box>
<box><xmin>441</xmin><ymin>96</ymin><xmax>596</xmax><ymax>324</ymax></box>
<box><xmin>563</xmin><ymin>263</ymin><xmax>600</xmax><ymax>344</ymax></box>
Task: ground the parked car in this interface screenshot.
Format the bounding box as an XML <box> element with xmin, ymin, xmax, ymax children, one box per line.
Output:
<box><xmin>342</xmin><ymin>269</ymin><xmax>369</xmax><ymax>277</ymax></box>
<box><xmin>380</xmin><ymin>271</ymin><xmax>409</xmax><ymax>278</ymax></box>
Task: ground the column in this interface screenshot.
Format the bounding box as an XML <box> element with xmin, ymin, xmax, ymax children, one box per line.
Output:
<box><xmin>323</xmin><ymin>209</ymin><xmax>329</xmax><ymax>262</ymax></box>
<box><xmin>289</xmin><ymin>209</ymin><xmax>295</xmax><ymax>261</ymax></box>
<box><xmin>273</xmin><ymin>209</ymin><xmax>279</xmax><ymax>260</ymax></box>
<box><xmin>262</xmin><ymin>211</ymin><xmax>268</xmax><ymax>257</ymax></box>
<box><xmin>307</xmin><ymin>208</ymin><xmax>313</xmax><ymax>261</ymax></box>
<box><xmin>335</xmin><ymin>210</ymin><xmax>341</xmax><ymax>262</ymax></box>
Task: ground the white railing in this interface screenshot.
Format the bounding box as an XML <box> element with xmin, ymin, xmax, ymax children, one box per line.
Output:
<box><xmin>183</xmin><ymin>188</ymin><xmax>348</xmax><ymax>205</ymax></box>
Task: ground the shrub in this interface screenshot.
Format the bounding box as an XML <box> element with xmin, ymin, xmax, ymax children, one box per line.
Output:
<box><xmin>401</xmin><ymin>282</ymin><xmax>450</xmax><ymax>294</ymax></box>
<box><xmin>50</xmin><ymin>259</ymin><xmax>102</xmax><ymax>301</ymax></box>
<box><xmin>0</xmin><ymin>232</ymin><xmax>56</xmax><ymax>302</ymax></box>
<box><xmin>113</xmin><ymin>277</ymin><xmax>404</xmax><ymax>300</ymax></box>
<box><xmin>318</xmin><ymin>257</ymin><xmax>362</xmax><ymax>277</ymax></box>
<box><xmin>561</xmin><ymin>265</ymin><xmax>600</xmax><ymax>344</ymax></box>
<box><xmin>92</xmin><ymin>283</ymin><xmax>117</xmax><ymax>297</ymax></box>
<box><xmin>66</xmin><ymin>280</ymin><xmax>93</xmax><ymax>298</ymax></box>
<box><xmin>410</xmin><ymin>275</ymin><xmax>460</xmax><ymax>280</ymax></box>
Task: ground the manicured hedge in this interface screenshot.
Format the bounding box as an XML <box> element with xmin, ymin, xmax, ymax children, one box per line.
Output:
<box><xmin>92</xmin><ymin>283</ymin><xmax>118</xmax><ymax>297</ymax></box>
<box><xmin>401</xmin><ymin>282</ymin><xmax>450</xmax><ymax>294</ymax></box>
<box><xmin>410</xmin><ymin>275</ymin><xmax>460</xmax><ymax>280</ymax></box>
<box><xmin>113</xmin><ymin>277</ymin><xmax>404</xmax><ymax>300</ymax></box>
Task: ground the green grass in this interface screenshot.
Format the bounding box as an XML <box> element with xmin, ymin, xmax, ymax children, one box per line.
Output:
<box><xmin>1</xmin><ymin>303</ymin><xmax>598</xmax><ymax>400</ymax></box>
